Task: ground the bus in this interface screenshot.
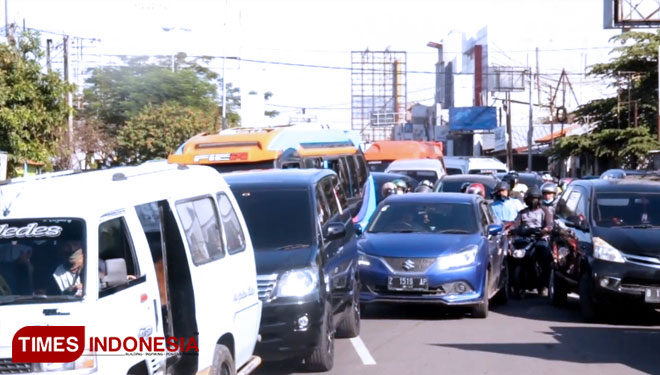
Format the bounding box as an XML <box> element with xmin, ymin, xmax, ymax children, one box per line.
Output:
<box><xmin>167</xmin><ymin>125</ymin><xmax>376</xmax><ymax>227</ymax></box>
<box><xmin>364</xmin><ymin>140</ymin><xmax>445</xmax><ymax>172</ymax></box>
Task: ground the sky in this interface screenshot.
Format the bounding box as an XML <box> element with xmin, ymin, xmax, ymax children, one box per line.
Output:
<box><xmin>10</xmin><ymin>0</ymin><xmax>625</xmax><ymax>129</ymax></box>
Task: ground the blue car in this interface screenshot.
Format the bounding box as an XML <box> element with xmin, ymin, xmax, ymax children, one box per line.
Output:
<box><xmin>357</xmin><ymin>193</ymin><xmax>508</xmax><ymax>318</ymax></box>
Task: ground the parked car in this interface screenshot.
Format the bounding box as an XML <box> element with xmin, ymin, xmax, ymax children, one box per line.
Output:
<box><xmin>224</xmin><ymin>169</ymin><xmax>360</xmax><ymax>371</ymax></box>
<box><xmin>0</xmin><ymin>162</ymin><xmax>262</xmax><ymax>375</ymax></box>
<box><xmin>496</xmin><ymin>172</ymin><xmax>544</xmax><ymax>189</ymax></box>
<box><xmin>384</xmin><ymin>158</ymin><xmax>446</xmax><ymax>184</ymax></box>
<box><xmin>549</xmin><ymin>178</ymin><xmax>660</xmax><ymax>321</ymax></box>
<box><xmin>599</xmin><ymin>169</ymin><xmax>650</xmax><ymax>180</ymax></box>
<box><xmin>443</xmin><ymin>156</ymin><xmax>508</xmax><ymax>175</ymax></box>
<box><xmin>357</xmin><ymin>193</ymin><xmax>508</xmax><ymax>318</ymax></box>
<box><xmin>434</xmin><ymin>174</ymin><xmax>500</xmax><ymax>199</ymax></box>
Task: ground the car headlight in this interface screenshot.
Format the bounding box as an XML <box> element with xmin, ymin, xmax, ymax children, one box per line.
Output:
<box><xmin>437</xmin><ymin>245</ymin><xmax>478</xmax><ymax>270</ymax></box>
<box><xmin>276</xmin><ymin>268</ymin><xmax>319</xmax><ymax>297</ymax></box>
<box><xmin>358</xmin><ymin>251</ymin><xmax>371</xmax><ymax>267</ymax></box>
<box><xmin>39</xmin><ymin>353</ymin><xmax>96</xmax><ymax>372</ymax></box>
<box><xmin>593</xmin><ymin>237</ymin><xmax>625</xmax><ymax>263</ymax></box>
<box><xmin>512</xmin><ymin>249</ymin><xmax>526</xmax><ymax>258</ymax></box>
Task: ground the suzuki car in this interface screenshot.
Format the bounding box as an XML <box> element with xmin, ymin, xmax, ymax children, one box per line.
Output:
<box><xmin>357</xmin><ymin>193</ymin><xmax>507</xmax><ymax>318</ymax></box>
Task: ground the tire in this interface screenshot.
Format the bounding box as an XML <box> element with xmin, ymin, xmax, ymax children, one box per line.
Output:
<box><xmin>493</xmin><ymin>263</ymin><xmax>509</xmax><ymax>305</ymax></box>
<box><xmin>211</xmin><ymin>344</ymin><xmax>235</xmax><ymax>375</ymax></box>
<box><xmin>550</xmin><ymin>269</ymin><xmax>568</xmax><ymax>306</ymax></box>
<box><xmin>511</xmin><ymin>262</ymin><xmax>524</xmax><ymax>299</ymax></box>
<box><xmin>579</xmin><ymin>272</ymin><xmax>600</xmax><ymax>322</ymax></box>
<box><xmin>471</xmin><ymin>270</ymin><xmax>489</xmax><ymax>319</ymax></box>
<box><xmin>336</xmin><ymin>277</ymin><xmax>360</xmax><ymax>338</ymax></box>
<box><xmin>304</xmin><ymin>305</ymin><xmax>335</xmax><ymax>372</ymax></box>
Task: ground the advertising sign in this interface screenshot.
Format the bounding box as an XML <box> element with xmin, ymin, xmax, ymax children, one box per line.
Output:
<box><xmin>449</xmin><ymin>106</ymin><xmax>497</xmax><ymax>131</ymax></box>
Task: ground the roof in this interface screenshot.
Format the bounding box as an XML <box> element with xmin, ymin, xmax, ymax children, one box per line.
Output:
<box><xmin>382</xmin><ymin>192</ymin><xmax>479</xmax><ymax>205</ymax></box>
<box><xmin>385</xmin><ymin>158</ymin><xmax>445</xmax><ymax>171</ymax></box>
<box><xmin>440</xmin><ymin>174</ymin><xmax>499</xmax><ymax>187</ymax></box>
<box><xmin>572</xmin><ymin>178</ymin><xmax>660</xmax><ymax>193</ymax></box>
<box><xmin>364</xmin><ymin>141</ymin><xmax>443</xmax><ymax>161</ymax></box>
<box><xmin>535</xmin><ymin>125</ymin><xmax>580</xmax><ymax>143</ymax></box>
<box><xmin>0</xmin><ymin>162</ymin><xmax>228</xmax><ymax>219</ymax></box>
<box><xmin>223</xmin><ymin>168</ymin><xmax>333</xmax><ymax>189</ymax></box>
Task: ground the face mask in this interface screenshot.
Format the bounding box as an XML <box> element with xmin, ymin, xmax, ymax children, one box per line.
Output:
<box><xmin>543</xmin><ymin>199</ymin><xmax>553</xmax><ymax>205</ymax></box>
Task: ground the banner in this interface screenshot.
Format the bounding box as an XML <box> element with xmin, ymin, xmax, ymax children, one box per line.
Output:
<box><xmin>449</xmin><ymin>107</ymin><xmax>497</xmax><ymax>131</ymax></box>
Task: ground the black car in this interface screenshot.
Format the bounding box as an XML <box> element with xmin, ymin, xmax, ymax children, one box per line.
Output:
<box><xmin>371</xmin><ymin>172</ymin><xmax>419</xmax><ymax>203</ymax></box>
<box><xmin>434</xmin><ymin>174</ymin><xmax>499</xmax><ymax>198</ymax></box>
<box><xmin>496</xmin><ymin>172</ymin><xmax>543</xmax><ymax>189</ymax></box>
<box><xmin>549</xmin><ymin>178</ymin><xmax>660</xmax><ymax>321</ymax></box>
<box><xmin>224</xmin><ymin>169</ymin><xmax>359</xmax><ymax>371</ymax></box>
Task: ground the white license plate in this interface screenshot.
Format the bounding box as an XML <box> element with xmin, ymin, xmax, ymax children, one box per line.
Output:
<box><xmin>644</xmin><ymin>288</ymin><xmax>660</xmax><ymax>303</ymax></box>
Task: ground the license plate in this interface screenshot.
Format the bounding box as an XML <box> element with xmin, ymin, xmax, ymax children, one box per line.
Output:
<box><xmin>388</xmin><ymin>276</ymin><xmax>429</xmax><ymax>291</ymax></box>
<box><xmin>644</xmin><ymin>288</ymin><xmax>660</xmax><ymax>303</ymax></box>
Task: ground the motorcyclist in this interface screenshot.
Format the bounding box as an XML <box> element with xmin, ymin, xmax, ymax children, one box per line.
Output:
<box><xmin>414</xmin><ymin>184</ymin><xmax>433</xmax><ymax>193</ymax></box>
<box><xmin>490</xmin><ymin>181</ymin><xmax>520</xmax><ymax>224</ymax></box>
<box><xmin>540</xmin><ymin>182</ymin><xmax>559</xmax><ymax>217</ymax></box>
<box><xmin>381</xmin><ymin>182</ymin><xmax>398</xmax><ymax>199</ymax></box>
<box><xmin>392</xmin><ymin>179</ymin><xmax>408</xmax><ymax>194</ymax></box>
<box><xmin>511</xmin><ymin>186</ymin><xmax>553</xmax><ymax>294</ymax></box>
<box><xmin>466</xmin><ymin>183</ymin><xmax>486</xmax><ymax>198</ymax></box>
<box><xmin>460</xmin><ymin>182</ymin><xmax>471</xmax><ymax>193</ymax></box>
<box><xmin>419</xmin><ymin>180</ymin><xmax>434</xmax><ymax>190</ymax></box>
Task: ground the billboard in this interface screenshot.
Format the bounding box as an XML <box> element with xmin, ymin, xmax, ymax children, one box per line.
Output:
<box><xmin>449</xmin><ymin>106</ymin><xmax>497</xmax><ymax>131</ymax></box>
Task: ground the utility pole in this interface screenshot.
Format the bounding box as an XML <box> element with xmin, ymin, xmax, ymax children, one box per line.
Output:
<box><xmin>527</xmin><ymin>67</ymin><xmax>533</xmax><ymax>172</ymax></box>
<box><xmin>63</xmin><ymin>35</ymin><xmax>74</xmax><ymax>168</ymax></box>
<box><xmin>535</xmin><ymin>47</ymin><xmax>541</xmax><ymax>107</ymax></box>
<box><xmin>221</xmin><ymin>0</ymin><xmax>228</xmax><ymax>130</ymax></box>
<box><xmin>506</xmin><ymin>91</ymin><xmax>513</xmax><ymax>170</ymax></box>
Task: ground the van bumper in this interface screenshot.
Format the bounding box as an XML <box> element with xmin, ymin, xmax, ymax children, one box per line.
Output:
<box><xmin>590</xmin><ymin>258</ymin><xmax>660</xmax><ymax>305</ymax></box>
<box><xmin>255</xmin><ymin>298</ymin><xmax>325</xmax><ymax>361</ymax></box>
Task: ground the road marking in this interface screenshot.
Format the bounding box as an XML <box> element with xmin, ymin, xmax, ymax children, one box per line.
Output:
<box><xmin>350</xmin><ymin>336</ymin><xmax>376</xmax><ymax>365</ymax></box>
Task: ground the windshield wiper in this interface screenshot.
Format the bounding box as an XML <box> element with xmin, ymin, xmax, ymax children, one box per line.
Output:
<box><xmin>0</xmin><ymin>295</ymin><xmax>79</xmax><ymax>305</ymax></box>
<box><xmin>437</xmin><ymin>229</ymin><xmax>471</xmax><ymax>234</ymax></box>
<box><xmin>274</xmin><ymin>243</ymin><xmax>310</xmax><ymax>250</ymax></box>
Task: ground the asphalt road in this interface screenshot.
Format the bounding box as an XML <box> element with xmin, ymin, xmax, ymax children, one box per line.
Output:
<box><xmin>255</xmin><ymin>294</ymin><xmax>660</xmax><ymax>375</ymax></box>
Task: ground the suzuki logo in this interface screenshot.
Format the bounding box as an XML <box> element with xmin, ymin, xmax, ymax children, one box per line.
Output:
<box><xmin>402</xmin><ymin>259</ymin><xmax>415</xmax><ymax>271</ymax></box>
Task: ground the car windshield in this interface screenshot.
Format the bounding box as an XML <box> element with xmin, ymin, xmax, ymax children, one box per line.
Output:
<box><xmin>593</xmin><ymin>192</ymin><xmax>660</xmax><ymax>228</ymax></box>
<box><xmin>0</xmin><ymin>218</ymin><xmax>86</xmax><ymax>305</ymax></box>
<box><xmin>437</xmin><ymin>179</ymin><xmax>494</xmax><ymax>197</ymax></box>
<box><xmin>231</xmin><ymin>189</ymin><xmax>314</xmax><ymax>250</ymax></box>
<box><xmin>367</xmin><ymin>202</ymin><xmax>478</xmax><ymax>234</ymax></box>
<box><xmin>388</xmin><ymin>170</ymin><xmax>438</xmax><ymax>184</ymax></box>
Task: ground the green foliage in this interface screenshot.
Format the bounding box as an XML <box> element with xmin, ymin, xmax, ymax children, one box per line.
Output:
<box><xmin>0</xmin><ymin>30</ymin><xmax>72</xmax><ymax>175</ymax></box>
<box><xmin>116</xmin><ymin>102</ymin><xmax>215</xmax><ymax>165</ymax></box>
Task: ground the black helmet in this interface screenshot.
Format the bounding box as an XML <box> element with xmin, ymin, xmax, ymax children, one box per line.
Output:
<box><xmin>503</xmin><ymin>171</ymin><xmax>519</xmax><ymax>189</ymax></box>
<box><xmin>494</xmin><ymin>181</ymin><xmax>510</xmax><ymax>193</ymax></box>
<box><xmin>414</xmin><ymin>185</ymin><xmax>433</xmax><ymax>193</ymax></box>
<box><xmin>460</xmin><ymin>182</ymin><xmax>472</xmax><ymax>193</ymax></box>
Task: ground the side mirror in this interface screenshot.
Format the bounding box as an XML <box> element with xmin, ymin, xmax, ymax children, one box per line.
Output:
<box><xmin>565</xmin><ymin>215</ymin><xmax>588</xmax><ymax>231</ymax></box>
<box><xmin>101</xmin><ymin>258</ymin><xmax>128</xmax><ymax>288</ymax></box>
<box><xmin>487</xmin><ymin>224</ymin><xmax>503</xmax><ymax>236</ymax></box>
<box><xmin>324</xmin><ymin>222</ymin><xmax>346</xmax><ymax>241</ymax></box>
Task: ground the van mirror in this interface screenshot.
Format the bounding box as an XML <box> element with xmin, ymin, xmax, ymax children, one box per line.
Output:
<box><xmin>565</xmin><ymin>215</ymin><xmax>588</xmax><ymax>231</ymax></box>
<box><xmin>324</xmin><ymin>222</ymin><xmax>346</xmax><ymax>241</ymax></box>
<box><xmin>101</xmin><ymin>258</ymin><xmax>128</xmax><ymax>288</ymax></box>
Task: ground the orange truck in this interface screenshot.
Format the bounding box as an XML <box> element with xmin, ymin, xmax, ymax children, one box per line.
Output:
<box><xmin>364</xmin><ymin>140</ymin><xmax>444</xmax><ymax>172</ymax></box>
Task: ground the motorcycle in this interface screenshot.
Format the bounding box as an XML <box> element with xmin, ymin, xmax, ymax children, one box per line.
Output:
<box><xmin>548</xmin><ymin>220</ymin><xmax>583</xmax><ymax>306</ymax></box>
<box><xmin>508</xmin><ymin>226</ymin><xmax>545</xmax><ymax>298</ymax></box>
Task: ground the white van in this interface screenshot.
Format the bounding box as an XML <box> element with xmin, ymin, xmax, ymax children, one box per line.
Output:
<box><xmin>384</xmin><ymin>158</ymin><xmax>446</xmax><ymax>184</ymax></box>
<box><xmin>443</xmin><ymin>156</ymin><xmax>508</xmax><ymax>175</ymax></box>
<box><xmin>0</xmin><ymin>162</ymin><xmax>261</xmax><ymax>375</ymax></box>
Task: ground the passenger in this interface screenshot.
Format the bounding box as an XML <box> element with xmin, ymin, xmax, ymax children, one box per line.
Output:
<box><xmin>466</xmin><ymin>183</ymin><xmax>486</xmax><ymax>199</ymax></box>
<box><xmin>414</xmin><ymin>184</ymin><xmax>433</xmax><ymax>193</ymax></box>
<box><xmin>52</xmin><ymin>240</ymin><xmax>84</xmax><ymax>296</ymax></box>
<box><xmin>418</xmin><ymin>180</ymin><xmax>434</xmax><ymax>190</ymax></box>
<box><xmin>460</xmin><ymin>182</ymin><xmax>471</xmax><ymax>193</ymax></box>
<box><xmin>381</xmin><ymin>182</ymin><xmax>398</xmax><ymax>200</ymax></box>
<box><xmin>392</xmin><ymin>179</ymin><xmax>408</xmax><ymax>194</ymax></box>
<box><xmin>490</xmin><ymin>181</ymin><xmax>520</xmax><ymax>224</ymax></box>
<box><xmin>511</xmin><ymin>186</ymin><xmax>553</xmax><ymax>293</ymax></box>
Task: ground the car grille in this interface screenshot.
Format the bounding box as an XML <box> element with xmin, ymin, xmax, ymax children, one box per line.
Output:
<box><xmin>383</xmin><ymin>257</ymin><xmax>437</xmax><ymax>273</ymax></box>
<box><xmin>623</xmin><ymin>253</ymin><xmax>660</xmax><ymax>269</ymax></box>
<box><xmin>256</xmin><ymin>274</ymin><xmax>278</xmax><ymax>301</ymax></box>
<box><xmin>0</xmin><ymin>358</ymin><xmax>33</xmax><ymax>374</ymax></box>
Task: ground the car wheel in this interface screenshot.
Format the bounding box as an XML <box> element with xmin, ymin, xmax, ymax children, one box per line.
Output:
<box><xmin>579</xmin><ymin>271</ymin><xmax>600</xmax><ymax>322</ymax></box>
<box><xmin>336</xmin><ymin>276</ymin><xmax>361</xmax><ymax>338</ymax></box>
<box><xmin>471</xmin><ymin>270</ymin><xmax>489</xmax><ymax>319</ymax></box>
<box><xmin>493</xmin><ymin>262</ymin><xmax>509</xmax><ymax>305</ymax></box>
<box><xmin>550</xmin><ymin>269</ymin><xmax>567</xmax><ymax>306</ymax></box>
<box><xmin>304</xmin><ymin>305</ymin><xmax>334</xmax><ymax>372</ymax></box>
<box><xmin>211</xmin><ymin>344</ymin><xmax>235</xmax><ymax>375</ymax></box>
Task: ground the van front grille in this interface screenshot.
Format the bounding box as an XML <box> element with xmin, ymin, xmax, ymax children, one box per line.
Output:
<box><xmin>256</xmin><ymin>274</ymin><xmax>278</xmax><ymax>301</ymax></box>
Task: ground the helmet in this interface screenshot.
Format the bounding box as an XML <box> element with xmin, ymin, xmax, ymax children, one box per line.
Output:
<box><xmin>392</xmin><ymin>179</ymin><xmax>408</xmax><ymax>193</ymax></box>
<box><xmin>460</xmin><ymin>182</ymin><xmax>472</xmax><ymax>193</ymax></box>
<box><xmin>466</xmin><ymin>183</ymin><xmax>486</xmax><ymax>198</ymax></box>
<box><xmin>419</xmin><ymin>180</ymin><xmax>434</xmax><ymax>189</ymax></box>
<box><xmin>524</xmin><ymin>186</ymin><xmax>542</xmax><ymax>207</ymax></box>
<box><xmin>501</xmin><ymin>172</ymin><xmax>519</xmax><ymax>190</ymax></box>
<box><xmin>512</xmin><ymin>183</ymin><xmax>528</xmax><ymax>195</ymax></box>
<box><xmin>541</xmin><ymin>182</ymin><xmax>558</xmax><ymax>195</ymax></box>
<box><xmin>381</xmin><ymin>182</ymin><xmax>397</xmax><ymax>199</ymax></box>
<box><xmin>542</xmin><ymin>173</ymin><xmax>554</xmax><ymax>183</ymax></box>
<box><xmin>414</xmin><ymin>185</ymin><xmax>433</xmax><ymax>193</ymax></box>
<box><xmin>493</xmin><ymin>181</ymin><xmax>510</xmax><ymax>198</ymax></box>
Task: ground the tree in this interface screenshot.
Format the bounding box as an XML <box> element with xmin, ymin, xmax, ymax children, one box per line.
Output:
<box><xmin>0</xmin><ymin>30</ymin><xmax>72</xmax><ymax>176</ymax></box>
<box><xmin>115</xmin><ymin>102</ymin><xmax>215</xmax><ymax>165</ymax></box>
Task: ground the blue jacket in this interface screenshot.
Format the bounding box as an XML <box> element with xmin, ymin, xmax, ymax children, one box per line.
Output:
<box><xmin>491</xmin><ymin>197</ymin><xmax>520</xmax><ymax>223</ymax></box>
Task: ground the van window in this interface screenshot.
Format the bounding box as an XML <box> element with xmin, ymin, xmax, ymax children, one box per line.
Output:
<box><xmin>98</xmin><ymin>217</ymin><xmax>142</xmax><ymax>296</ymax></box>
<box><xmin>321</xmin><ymin>177</ymin><xmax>341</xmax><ymax>217</ymax></box>
<box><xmin>556</xmin><ymin>189</ymin><xmax>582</xmax><ymax>219</ymax></box>
<box><xmin>176</xmin><ymin>197</ymin><xmax>225</xmax><ymax>266</ymax></box>
<box><xmin>216</xmin><ymin>193</ymin><xmax>247</xmax><ymax>254</ymax></box>
<box><xmin>316</xmin><ymin>185</ymin><xmax>331</xmax><ymax>226</ymax></box>
<box><xmin>353</xmin><ymin>155</ymin><xmax>368</xmax><ymax>191</ymax></box>
<box><xmin>331</xmin><ymin>175</ymin><xmax>348</xmax><ymax>213</ymax></box>
<box><xmin>328</xmin><ymin>158</ymin><xmax>353</xmax><ymax>199</ymax></box>
<box><xmin>446</xmin><ymin>168</ymin><xmax>463</xmax><ymax>175</ymax></box>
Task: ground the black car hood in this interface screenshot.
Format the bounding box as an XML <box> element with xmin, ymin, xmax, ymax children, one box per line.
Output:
<box><xmin>593</xmin><ymin>226</ymin><xmax>660</xmax><ymax>257</ymax></box>
<box><xmin>254</xmin><ymin>247</ymin><xmax>316</xmax><ymax>275</ymax></box>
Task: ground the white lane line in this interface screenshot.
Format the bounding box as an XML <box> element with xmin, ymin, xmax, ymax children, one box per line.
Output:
<box><xmin>350</xmin><ymin>336</ymin><xmax>376</xmax><ymax>365</ymax></box>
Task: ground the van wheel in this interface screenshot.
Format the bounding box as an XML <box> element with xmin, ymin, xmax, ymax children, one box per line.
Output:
<box><xmin>336</xmin><ymin>278</ymin><xmax>360</xmax><ymax>338</ymax></box>
<box><xmin>579</xmin><ymin>272</ymin><xmax>600</xmax><ymax>322</ymax></box>
<box><xmin>471</xmin><ymin>270</ymin><xmax>489</xmax><ymax>319</ymax></box>
<box><xmin>211</xmin><ymin>344</ymin><xmax>235</xmax><ymax>375</ymax></box>
<box><xmin>550</xmin><ymin>269</ymin><xmax>567</xmax><ymax>306</ymax></box>
<box><xmin>304</xmin><ymin>306</ymin><xmax>334</xmax><ymax>372</ymax></box>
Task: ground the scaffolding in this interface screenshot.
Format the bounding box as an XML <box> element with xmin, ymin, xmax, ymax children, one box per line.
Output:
<box><xmin>351</xmin><ymin>50</ymin><xmax>407</xmax><ymax>142</ymax></box>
